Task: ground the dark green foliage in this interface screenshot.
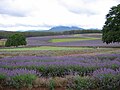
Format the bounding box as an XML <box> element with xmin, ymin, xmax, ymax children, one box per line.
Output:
<box><xmin>6</xmin><ymin>74</ymin><xmax>36</xmax><ymax>89</ymax></box>
<box><xmin>67</xmin><ymin>76</ymin><xmax>96</xmax><ymax>90</ymax></box>
<box><xmin>63</xmin><ymin>30</ymin><xmax>101</xmax><ymax>35</ymax></box>
<box><xmin>37</xmin><ymin>66</ymin><xmax>94</xmax><ymax>77</ymax></box>
<box><xmin>96</xmin><ymin>74</ymin><xmax>120</xmax><ymax>90</ymax></box>
<box><xmin>102</xmin><ymin>4</ymin><xmax>120</xmax><ymax>44</ymax></box>
<box><xmin>0</xmin><ymin>31</ymin><xmax>62</xmax><ymax>39</ymax></box>
<box><xmin>38</xmin><ymin>66</ymin><xmax>69</xmax><ymax>77</ymax></box>
<box><xmin>0</xmin><ymin>74</ymin><xmax>6</xmax><ymax>80</ymax></box>
<box><xmin>67</xmin><ymin>75</ymin><xmax>120</xmax><ymax>90</ymax></box>
<box><xmin>5</xmin><ymin>33</ymin><xmax>27</xmax><ymax>47</ymax></box>
<box><xmin>74</xmin><ymin>76</ymin><xmax>96</xmax><ymax>90</ymax></box>
<box><xmin>48</xmin><ymin>79</ymin><xmax>56</xmax><ymax>90</ymax></box>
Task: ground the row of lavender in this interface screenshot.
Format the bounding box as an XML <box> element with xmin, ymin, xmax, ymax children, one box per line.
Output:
<box><xmin>0</xmin><ymin>53</ymin><xmax>120</xmax><ymax>89</ymax></box>
<box><xmin>51</xmin><ymin>40</ymin><xmax>120</xmax><ymax>47</ymax></box>
<box><xmin>0</xmin><ymin>53</ymin><xmax>120</xmax><ymax>76</ymax></box>
<box><xmin>0</xmin><ymin>68</ymin><xmax>120</xmax><ymax>89</ymax></box>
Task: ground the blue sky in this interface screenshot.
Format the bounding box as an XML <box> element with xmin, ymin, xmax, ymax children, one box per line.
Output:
<box><xmin>0</xmin><ymin>0</ymin><xmax>119</xmax><ymax>31</ymax></box>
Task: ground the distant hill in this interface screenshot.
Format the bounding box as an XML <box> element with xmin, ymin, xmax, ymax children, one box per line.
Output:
<box><xmin>49</xmin><ymin>26</ymin><xmax>83</xmax><ymax>32</ymax></box>
<box><xmin>0</xmin><ymin>30</ymin><xmax>5</xmax><ymax>31</ymax></box>
<box><xmin>18</xmin><ymin>30</ymin><xmax>42</xmax><ymax>32</ymax></box>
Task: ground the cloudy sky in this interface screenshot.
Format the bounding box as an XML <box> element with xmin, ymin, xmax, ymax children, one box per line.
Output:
<box><xmin>0</xmin><ymin>0</ymin><xmax>120</xmax><ymax>31</ymax></box>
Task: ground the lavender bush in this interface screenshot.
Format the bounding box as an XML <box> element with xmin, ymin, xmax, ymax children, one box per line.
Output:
<box><xmin>0</xmin><ymin>68</ymin><xmax>38</xmax><ymax>88</ymax></box>
<box><xmin>93</xmin><ymin>68</ymin><xmax>120</xmax><ymax>89</ymax></box>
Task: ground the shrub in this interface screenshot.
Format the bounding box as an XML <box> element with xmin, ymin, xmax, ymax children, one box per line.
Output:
<box><xmin>93</xmin><ymin>68</ymin><xmax>120</xmax><ymax>89</ymax></box>
<box><xmin>48</xmin><ymin>79</ymin><xmax>56</xmax><ymax>90</ymax></box>
<box><xmin>0</xmin><ymin>74</ymin><xmax>6</xmax><ymax>80</ymax></box>
<box><xmin>6</xmin><ymin>74</ymin><xmax>36</xmax><ymax>89</ymax></box>
<box><xmin>67</xmin><ymin>76</ymin><xmax>96</xmax><ymax>90</ymax></box>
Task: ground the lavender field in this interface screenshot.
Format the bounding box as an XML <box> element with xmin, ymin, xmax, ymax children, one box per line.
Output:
<box><xmin>27</xmin><ymin>33</ymin><xmax>120</xmax><ymax>47</ymax></box>
<box><xmin>0</xmin><ymin>33</ymin><xmax>120</xmax><ymax>90</ymax></box>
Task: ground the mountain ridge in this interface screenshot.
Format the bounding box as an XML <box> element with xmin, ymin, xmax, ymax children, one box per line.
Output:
<box><xmin>49</xmin><ymin>26</ymin><xmax>83</xmax><ymax>32</ymax></box>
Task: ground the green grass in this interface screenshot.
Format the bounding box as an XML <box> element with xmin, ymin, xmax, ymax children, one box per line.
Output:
<box><xmin>0</xmin><ymin>40</ymin><xmax>6</xmax><ymax>46</ymax></box>
<box><xmin>0</xmin><ymin>46</ymin><xmax>93</xmax><ymax>51</ymax></box>
<box><xmin>50</xmin><ymin>37</ymin><xmax>100</xmax><ymax>43</ymax></box>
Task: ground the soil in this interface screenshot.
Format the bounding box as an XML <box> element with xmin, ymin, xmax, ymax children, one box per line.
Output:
<box><xmin>1</xmin><ymin>86</ymin><xmax>120</xmax><ymax>90</ymax></box>
<box><xmin>0</xmin><ymin>87</ymin><xmax>66</xmax><ymax>90</ymax></box>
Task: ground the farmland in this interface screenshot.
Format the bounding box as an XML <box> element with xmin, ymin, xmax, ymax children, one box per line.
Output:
<box><xmin>0</xmin><ymin>33</ymin><xmax>120</xmax><ymax>90</ymax></box>
<box><xmin>26</xmin><ymin>33</ymin><xmax>120</xmax><ymax>47</ymax></box>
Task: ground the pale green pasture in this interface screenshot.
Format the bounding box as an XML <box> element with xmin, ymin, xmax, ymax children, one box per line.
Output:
<box><xmin>50</xmin><ymin>37</ymin><xmax>100</xmax><ymax>43</ymax></box>
<box><xmin>0</xmin><ymin>46</ymin><xmax>93</xmax><ymax>51</ymax></box>
<box><xmin>0</xmin><ymin>40</ymin><xmax>6</xmax><ymax>46</ymax></box>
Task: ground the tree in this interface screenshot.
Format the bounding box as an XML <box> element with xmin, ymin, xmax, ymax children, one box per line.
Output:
<box><xmin>5</xmin><ymin>33</ymin><xmax>27</xmax><ymax>47</ymax></box>
<box><xmin>102</xmin><ymin>4</ymin><xmax>120</xmax><ymax>44</ymax></box>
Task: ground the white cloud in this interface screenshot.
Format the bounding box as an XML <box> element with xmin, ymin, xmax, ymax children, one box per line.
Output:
<box><xmin>0</xmin><ymin>0</ymin><xmax>119</xmax><ymax>31</ymax></box>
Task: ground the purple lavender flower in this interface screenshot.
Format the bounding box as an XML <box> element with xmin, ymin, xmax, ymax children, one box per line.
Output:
<box><xmin>0</xmin><ymin>68</ymin><xmax>39</xmax><ymax>77</ymax></box>
<box><xmin>92</xmin><ymin>68</ymin><xmax>117</xmax><ymax>79</ymax></box>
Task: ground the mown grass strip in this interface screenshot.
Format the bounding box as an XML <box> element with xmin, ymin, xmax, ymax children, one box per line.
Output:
<box><xmin>0</xmin><ymin>40</ymin><xmax>6</xmax><ymax>46</ymax></box>
<box><xmin>50</xmin><ymin>37</ymin><xmax>100</xmax><ymax>43</ymax></box>
<box><xmin>0</xmin><ymin>46</ymin><xmax>93</xmax><ymax>51</ymax></box>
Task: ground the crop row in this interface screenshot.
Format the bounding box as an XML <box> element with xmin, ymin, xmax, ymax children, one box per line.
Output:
<box><xmin>0</xmin><ymin>68</ymin><xmax>120</xmax><ymax>89</ymax></box>
<box><xmin>0</xmin><ymin>53</ymin><xmax>120</xmax><ymax>89</ymax></box>
<box><xmin>0</xmin><ymin>54</ymin><xmax>120</xmax><ymax>77</ymax></box>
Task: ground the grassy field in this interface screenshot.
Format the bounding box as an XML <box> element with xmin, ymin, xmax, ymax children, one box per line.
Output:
<box><xmin>0</xmin><ymin>33</ymin><xmax>120</xmax><ymax>90</ymax></box>
<box><xmin>50</xmin><ymin>37</ymin><xmax>100</xmax><ymax>43</ymax></box>
<box><xmin>0</xmin><ymin>40</ymin><xmax>6</xmax><ymax>46</ymax></box>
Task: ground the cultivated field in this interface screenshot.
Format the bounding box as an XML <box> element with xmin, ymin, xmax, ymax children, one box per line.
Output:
<box><xmin>27</xmin><ymin>33</ymin><xmax>120</xmax><ymax>47</ymax></box>
<box><xmin>0</xmin><ymin>33</ymin><xmax>120</xmax><ymax>90</ymax></box>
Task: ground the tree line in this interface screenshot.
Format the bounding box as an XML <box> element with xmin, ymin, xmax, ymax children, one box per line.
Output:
<box><xmin>0</xmin><ymin>30</ymin><xmax>101</xmax><ymax>39</ymax></box>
